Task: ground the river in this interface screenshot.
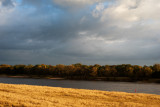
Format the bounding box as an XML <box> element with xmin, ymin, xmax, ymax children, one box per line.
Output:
<box><xmin>0</xmin><ymin>77</ymin><xmax>160</xmax><ymax>95</ymax></box>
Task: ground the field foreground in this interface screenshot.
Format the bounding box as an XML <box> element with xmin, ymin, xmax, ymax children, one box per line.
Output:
<box><xmin>0</xmin><ymin>83</ymin><xmax>160</xmax><ymax>107</ymax></box>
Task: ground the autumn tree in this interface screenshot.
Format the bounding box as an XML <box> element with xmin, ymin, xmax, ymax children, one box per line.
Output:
<box><xmin>152</xmin><ymin>64</ymin><xmax>160</xmax><ymax>78</ymax></box>
<box><xmin>65</xmin><ymin>65</ymin><xmax>76</xmax><ymax>77</ymax></box>
<box><xmin>143</xmin><ymin>65</ymin><xmax>153</xmax><ymax>78</ymax></box>
<box><xmin>90</xmin><ymin>66</ymin><xmax>98</xmax><ymax>77</ymax></box>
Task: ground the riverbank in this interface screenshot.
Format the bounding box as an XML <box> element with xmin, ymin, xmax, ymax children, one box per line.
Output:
<box><xmin>0</xmin><ymin>83</ymin><xmax>160</xmax><ymax>107</ymax></box>
<box><xmin>0</xmin><ymin>74</ymin><xmax>160</xmax><ymax>83</ymax></box>
<box><xmin>0</xmin><ymin>75</ymin><xmax>65</xmax><ymax>80</ymax></box>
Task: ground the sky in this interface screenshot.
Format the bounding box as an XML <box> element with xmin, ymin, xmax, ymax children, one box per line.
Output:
<box><xmin>0</xmin><ymin>0</ymin><xmax>160</xmax><ymax>65</ymax></box>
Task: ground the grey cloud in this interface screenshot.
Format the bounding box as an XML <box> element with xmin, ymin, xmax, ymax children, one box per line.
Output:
<box><xmin>0</xmin><ymin>0</ymin><xmax>14</xmax><ymax>7</ymax></box>
<box><xmin>21</xmin><ymin>0</ymin><xmax>53</xmax><ymax>6</ymax></box>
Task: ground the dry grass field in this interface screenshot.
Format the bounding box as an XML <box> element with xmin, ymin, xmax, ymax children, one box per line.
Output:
<box><xmin>0</xmin><ymin>83</ymin><xmax>160</xmax><ymax>107</ymax></box>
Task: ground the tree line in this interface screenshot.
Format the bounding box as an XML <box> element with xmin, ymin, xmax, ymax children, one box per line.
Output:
<box><xmin>0</xmin><ymin>63</ymin><xmax>160</xmax><ymax>80</ymax></box>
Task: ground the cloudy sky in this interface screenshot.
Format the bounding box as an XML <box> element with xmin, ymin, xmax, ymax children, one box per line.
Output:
<box><xmin>0</xmin><ymin>0</ymin><xmax>160</xmax><ymax>65</ymax></box>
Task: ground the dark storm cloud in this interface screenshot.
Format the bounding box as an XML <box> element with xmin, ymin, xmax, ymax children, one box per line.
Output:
<box><xmin>0</xmin><ymin>0</ymin><xmax>101</xmax><ymax>64</ymax></box>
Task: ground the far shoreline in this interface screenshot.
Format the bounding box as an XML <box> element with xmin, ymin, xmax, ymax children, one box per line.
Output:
<box><xmin>0</xmin><ymin>74</ymin><xmax>160</xmax><ymax>84</ymax></box>
<box><xmin>0</xmin><ymin>75</ymin><xmax>65</xmax><ymax>80</ymax></box>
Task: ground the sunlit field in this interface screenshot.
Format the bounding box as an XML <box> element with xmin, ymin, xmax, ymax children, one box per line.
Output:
<box><xmin>0</xmin><ymin>83</ymin><xmax>160</xmax><ymax>107</ymax></box>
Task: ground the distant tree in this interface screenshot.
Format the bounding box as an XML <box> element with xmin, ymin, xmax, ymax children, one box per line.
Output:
<box><xmin>110</xmin><ymin>65</ymin><xmax>117</xmax><ymax>77</ymax></box>
<box><xmin>81</xmin><ymin>65</ymin><xmax>90</xmax><ymax>79</ymax></box>
<box><xmin>65</xmin><ymin>65</ymin><xmax>76</xmax><ymax>77</ymax></box>
<box><xmin>143</xmin><ymin>65</ymin><xmax>153</xmax><ymax>78</ymax></box>
<box><xmin>132</xmin><ymin>65</ymin><xmax>143</xmax><ymax>79</ymax></box>
<box><xmin>98</xmin><ymin>66</ymin><xmax>105</xmax><ymax>77</ymax></box>
<box><xmin>73</xmin><ymin>63</ymin><xmax>82</xmax><ymax>67</ymax></box>
<box><xmin>13</xmin><ymin>65</ymin><xmax>26</xmax><ymax>74</ymax></box>
<box><xmin>126</xmin><ymin>66</ymin><xmax>134</xmax><ymax>77</ymax></box>
<box><xmin>48</xmin><ymin>65</ymin><xmax>56</xmax><ymax>76</ymax></box>
<box><xmin>0</xmin><ymin>64</ymin><xmax>12</xmax><ymax>74</ymax></box>
<box><xmin>116</xmin><ymin>64</ymin><xmax>130</xmax><ymax>77</ymax></box>
<box><xmin>55</xmin><ymin>64</ymin><xmax>65</xmax><ymax>76</ymax></box>
<box><xmin>104</xmin><ymin>65</ymin><xmax>111</xmax><ymax>77</ymax></box>
<box><xmin>0</xmin><ymin>63</ymin><xmax>158</xmax><ymax>81</ymax></box>
<box><xmin>152</xmin><ymin>64</ymin><xmax>160</xmax><ymax>78</ymax></box>
<box><xmin>90</xmin><ymin>66</ymin><xmax>98</xmax><ymax>77</ymax></box>
<box><xmin>24</xmin><ymin>64</ymin><xmax>34</xmax><ymax>75</ymax></box>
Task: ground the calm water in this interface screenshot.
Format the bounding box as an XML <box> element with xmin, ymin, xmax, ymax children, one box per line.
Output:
<box><xmin>0</xmin><ymin>77</ymin><xmax>160</xmax><ymax>95</ymax></box>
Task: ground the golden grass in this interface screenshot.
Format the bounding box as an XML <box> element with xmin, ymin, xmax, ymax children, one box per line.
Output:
<box><xmin>0</xmin><ymin>83</ymin><xmax>160</xmax><ymax>107</ymax></box>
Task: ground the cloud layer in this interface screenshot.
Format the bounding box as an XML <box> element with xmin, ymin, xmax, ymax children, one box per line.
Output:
<box><xmin>0</xmin><ymin>0</ymin><xmax>160</xmax><ymax>65</ymax></box>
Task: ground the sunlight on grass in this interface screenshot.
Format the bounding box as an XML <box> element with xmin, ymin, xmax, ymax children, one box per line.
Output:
<box><xmin>0</xmin><ymin>83</ymin><xmax>160</xmax><ymax>107</ymax></box>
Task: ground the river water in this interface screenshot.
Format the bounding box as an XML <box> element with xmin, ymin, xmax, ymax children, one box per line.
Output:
<box><xmin>0</xmin><ymin>77</ymin><xmax>160</xmax><ymax>95</ymax></box>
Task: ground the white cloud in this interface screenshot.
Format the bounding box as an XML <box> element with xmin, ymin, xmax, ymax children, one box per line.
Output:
<box><xmin>92</xmin><ymin>3</ymin><xmax>104</xmax><ymax>17</ymax></box>
<box><xmin>93</xmin><ymin>0</ymin><xmax>160</xmax><ymax>28</ymax></box>
<box><xmin>0</xmin><ymin>1</ymin><xmax>16</xmax><ymax>25</ymax></box>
